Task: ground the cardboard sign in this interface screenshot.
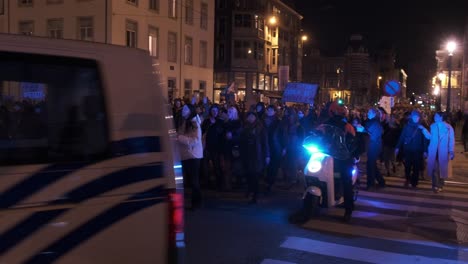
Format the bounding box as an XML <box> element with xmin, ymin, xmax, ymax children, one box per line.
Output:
<box><xmin>282</xmin><ymin>83</ymin><xmax>318</xmax><ymax>104</ymax></box>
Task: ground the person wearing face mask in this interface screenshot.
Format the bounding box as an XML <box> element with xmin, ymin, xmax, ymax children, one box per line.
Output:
<box><xmin>423</xmin><ymin>112</ymin><xmax>455</xmax><ymax>193</ymax></box>
<box><xmin>177</xmin><ymin>104</ymin><xmax>203</xmax><ymax>209</ymax></box>
<box><xmin>395</xmin><ymin>110</ymin><xmax>428</xmax><ymax>189</ymax></box>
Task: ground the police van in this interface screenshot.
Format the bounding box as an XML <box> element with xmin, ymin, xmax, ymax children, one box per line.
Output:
<box><xmin>0</xmin><ymin>34</ymin><xmax>184</xmax><ymax>263</ymax></box>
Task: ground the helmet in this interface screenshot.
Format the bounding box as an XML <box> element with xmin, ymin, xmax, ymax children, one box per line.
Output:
<box><xmin>329</xmin><ymin>100</ymin><xmax>348</xmax><ymax>117</ymax></box>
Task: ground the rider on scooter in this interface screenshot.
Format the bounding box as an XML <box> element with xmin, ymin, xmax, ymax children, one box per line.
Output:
<box><xmin>323</xmin><ymin>101</ymin><xmax>360</xmax><ymax>222</ymax></box>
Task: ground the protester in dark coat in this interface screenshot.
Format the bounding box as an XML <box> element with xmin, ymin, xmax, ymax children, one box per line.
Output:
<box><xmin>264</xmin><ymin>105</ymin><xmax>285</xmax><ymax>192</ymax></box>
<box><xmin>363</xmin><ymin>108</ymin><xmax>385</xmax><ymax>189</ymax></box>
<box><xmin>395</xmin><ymin>110</ymin><xmax>428</xmax><ymax>188</ymax></box>
<box><xmin>240</xmin><ymin>112</ymin><xmax>270</xmax><ymax>204</ymax></box>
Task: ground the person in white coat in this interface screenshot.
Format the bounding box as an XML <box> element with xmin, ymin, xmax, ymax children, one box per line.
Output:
<box><xmin>177</xmin><ymin>104</ymin><xmax>204</xmax><ymax>208</ymax></box>
<box><xmin>421</xmin><ymin>112</ymin><xmax>455</xmax><ymax>193</ymax></box>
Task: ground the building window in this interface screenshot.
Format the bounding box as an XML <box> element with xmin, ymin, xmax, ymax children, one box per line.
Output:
<box><xmin>184</xmin><ymin>36</ymin><xmax>193</xmax><ymax>65</ymax></box>
<box><xmin>19</xmin><ymin>21</ymin><xmax>34</xmax><ymax>35</ymax></box>
<box><xmin>127</xmin><ymin>0</ymin><xmax>137</xmax><ymax>5</ymax></box>
<box><xmin>168</xmin><ymin>0</ymin><xmax>177</xmax><ymax>19</ymax></box>
<box><xmin>78</xmin><ymin>17</ymin><xmax>93</xmax><ymax>41</ymax></box>
<box><xmin>184</xmin><ymin>79</ymin><xmax>192</xmax><ymax>98</ymax></box>
<box><xmin>18</xmin><ymin>0</ymin><xmax>33</xmax><ymax>6</ymax></box>
<box><xmin>200</xmin><ymin>2</ymin><xmax>208</xmax><ymax>30</ymax></box>
<box><xmin>168</xmin><ymin>32</ymin><xmax>177</xmax><ymax>62</ymax></box>
<box><xmin>168</xmin><ymin>78</ymin><xmax>176</xmax><ymax>102</ymax></box>
<box><xmin>149</xmin><ymin>0</ymin><xmax>158</xmax><ymax>11</ymax></box>
<box><xmin>234</xmin><ymin>14</ymin><xmax>251</xmax><ymax>28</ymax></box>
<box><xmin>126</xmin><ymin>20</ymin><xmax>138</xmax><ymax>48</ymax></box>
<box><xmin>272</xmin><ymin>48</ymin><xmax>276</xmax><ymax>65</ymax></box>
<box><xmin>216</xmin><ymin>43</ymin><xmax>224</xmax><ymax>63</ymax></box>
<box><xmin>46</xmin><ymin>0</ymin><xmax>63</xmax><ymax>4</ymax></box>
<box><xmin>216</xmin><ymin>17</ymin><xmax>226</xmax><ymax>36</ymax></box>
<box><xmin>148</xmin><ymin>26</ymin><xmax>159</xmax><ymax>58</ymax></box>
<box><xmin>185</xmin><ymin>0</ymin><xmax>193</xmax><ymax>25</ymax></box>
<box><xmin>200</xmin><ymin>41</ymin><xmax>207</xmax><ymax>67</ymax></box>
<box><xmin>199</xmin><ymin>81</ymin><xmax>206</xmax><ymax>98</ymax></box>
<box><xmin>47</xmin><ymin>19</ymin><xmax>63</xmax><ymax>39</ymax></box>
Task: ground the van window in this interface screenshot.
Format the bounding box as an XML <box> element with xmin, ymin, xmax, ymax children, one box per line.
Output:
<box><xmin>0</xmin><ymin>51</ymin><xmax>108</xmax><ymax>165</ymax></box>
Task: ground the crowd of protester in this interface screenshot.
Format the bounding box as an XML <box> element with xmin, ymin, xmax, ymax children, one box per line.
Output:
<box><xmin>173</xmin><ymin>95</ymin><xmax>467</xmax><ymax>209</ymax></box>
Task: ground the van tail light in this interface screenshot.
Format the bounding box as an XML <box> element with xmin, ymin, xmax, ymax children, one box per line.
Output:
<box><xmin>168</xmin><ymin>189</ymin><xmax>185</xmax><ymax>263</ymax></box>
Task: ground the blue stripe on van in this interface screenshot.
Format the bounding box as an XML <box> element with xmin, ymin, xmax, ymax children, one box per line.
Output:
<box><xmin>111</xmin><ymin>136</ymin><xmax>161</xmax><ymax>156</ymax></box>
<box><xmin>53</xmin><ymin>162</ymin><xmax>163</xmax><ymax>204</ymax></box>
<box><xmin>0</xmin><ymin>209</ymin><xmax>67</xmax><ymax>255</ymax></box>
<box><xmin>0</xmin><ymin>136</ymin><xmax>162</xmax><ymax>209</ymax></box>
<box><xmin>24</xmin><ymin>185</ymin><xmax>166</xmax><ymax>264</ymax></box>
<box><xmin>0</xmin><ymin>163</ymin><xmax>90</xmax><ymax>209</ymax></box>
<box><xmin>0</xmin><ymin>162</ymin><xmax>164</xmax><ymax>255</ymax></box>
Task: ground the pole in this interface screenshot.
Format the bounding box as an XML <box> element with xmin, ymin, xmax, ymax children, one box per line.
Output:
<box><xmin>447</xmin><ymin>54</ymin><xmax>453</xmax><ymax>112</ymax></box>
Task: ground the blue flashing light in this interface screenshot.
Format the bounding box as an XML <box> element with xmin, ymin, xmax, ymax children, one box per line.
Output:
<box><xmin>351</xmin><ymin>168</ymin><xmax>357</xmax><ymax>176</ymax></box>
<box><xmin>303</xmin><ymin>144</ymin><xmax>320</xmax><ymax>153</ymax></box>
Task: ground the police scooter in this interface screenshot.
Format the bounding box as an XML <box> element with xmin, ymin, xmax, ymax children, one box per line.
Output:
<box><xmin>300</xmin><ymin>125</ymin><xmax>359</xmax><ymax>220</ymax></box>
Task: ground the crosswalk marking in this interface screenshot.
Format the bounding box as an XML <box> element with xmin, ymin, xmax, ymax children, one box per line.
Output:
<box><xmin>281</xmin><ymin>236</ymin><xmax>468</xmax><ymax>264</ymax></box>
<box><xmin>326</xmin><ymin>208</ymin><xmax>407</xmax><ymax>221</ymax></box>
<box><xmin>302</xmin><ymin>219</ymin><xmax>456</xmax><ymax>250</ymax></box>
<box><xmin>260</xmin><ymin>173</ymin><xmax>468</xmax><ymax>264</ymax></box>
<box><xmin>360</xmin><ymin>190</ymin><xmax>468</xmax><ymax>208</ymax></box>
<box><xmin>362</xmin><ymin>176</ymin><xmax>468</xmax><ymax>192</ymax></box>
<box><xmin>260</xmin><ymin>259</ymin><xmax>296</xmax><ymax>264</ymax></box>
<box><xmin>361</xmin><ymin>183</ymin><xmax>468</xmax><ymax>200</ymax></box>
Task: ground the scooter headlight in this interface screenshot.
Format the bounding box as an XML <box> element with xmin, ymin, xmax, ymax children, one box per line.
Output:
<box><xmin>307</xmin><ymin>160</ymin><xmax>322</xmax><ymax>173</ymax></box>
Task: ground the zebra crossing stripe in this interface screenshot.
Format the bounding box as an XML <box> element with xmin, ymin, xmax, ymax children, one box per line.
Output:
<box><xmin>281</xmin><ymin>236</ymin><xmax>468</xmax><ymax>264</ymax></box>
<box><xmin>260</xmin><ymin>259</ymin><xmax>296</xmax><ymax>264</ymax></box>
<box><xmin>356</xmin><ymin>197</ymin><xmax>451</xmax><ymax>215</ymax></box>
<box><xmin>325</xmin><ymin>208</ymin><xmax>407</xmax><ymax>221</ymax></box>
<box><xmin>360</xmin><ymin>191</ymin><xmax>468</xmax><ymax>209</ymax></box>
<box><xmin>362</xmin><ymin>176</ymin><xmax>467</xmax><ymax>192</ymax></box>
<box><xmin>363</xmin><ymin>184</ymin><xmax>468</xmax><ymax>200</ymax></box>
<box><xmin>302</xmin><ymin>219</ymin><xmax>455</xmax><ymax>250</ymax></box>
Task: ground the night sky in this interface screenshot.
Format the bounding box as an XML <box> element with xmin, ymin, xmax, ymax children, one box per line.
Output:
<box><xmin>293</xmin><ymin>0</ymin><xmax>468</xmax><ymax>95</ymax></box>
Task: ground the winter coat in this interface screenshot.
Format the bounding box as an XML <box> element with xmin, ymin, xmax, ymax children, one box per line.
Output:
<box><xmin>178</xmin><ymin>115</ymin><xmax>203</xmax><ymax>160</ymax></box>
<box><xmin>222</xmin><ymin>119</ymin><xmax>242</xmax><ymax>159</ymax></box>
<box><xmin>201</xmin><ymin>117</ymin><xmax>224</xmax><ymax>154</ymax></box>
<box><xmin>426</xmin><ymin>121</ymin><xmax>455</xmax><ymax>179</ymax></box>
<box><xmin>396</xmin><ymin>121</ymin><xmax>428</xmax><ymax>155</ymax></box>
<box><xmin>263</xmin><ymin>116</ymin><xmax>285</xmax><ymax>157</ymax></box>
<box><xmin>240</xmin><ymin>121</ymin><xmax>269</xmax><ymax>174</ymax></box>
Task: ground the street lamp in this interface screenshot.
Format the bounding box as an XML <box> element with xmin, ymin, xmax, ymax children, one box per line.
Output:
<box><xmin>268</xmin><ymin>16</ymin><xmax>277</xmax><ymax>26</ymax></box>
<box><xmin>446</xmin><ymin>41</ymin><xmax>457</xmax><ymax>112</ymax></box>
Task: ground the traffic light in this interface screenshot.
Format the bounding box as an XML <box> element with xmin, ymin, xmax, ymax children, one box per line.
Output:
<box><xmin>338</xmin><ymin>98</ymin><xmax>344</xmax><ymax>105</ymax></box>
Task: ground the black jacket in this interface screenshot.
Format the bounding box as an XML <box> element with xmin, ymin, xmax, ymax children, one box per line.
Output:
<box><xmin>396</xmin><ymin>121</ymin><xmax>428</xmax><ymax>153</ymax></box>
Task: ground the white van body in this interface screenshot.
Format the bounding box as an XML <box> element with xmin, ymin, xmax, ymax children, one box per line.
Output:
<box><xmin>0</xmin><ymin>34</ymin><xmax>184</xmax><ymax>264</ymax></box>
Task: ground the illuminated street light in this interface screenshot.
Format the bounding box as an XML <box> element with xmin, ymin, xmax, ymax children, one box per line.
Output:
<box><xmin>378</xmin><ymin>76</ymin><xmax>382</xmax><ymax>80</ymax></box>
<box><xmin>301</xmin><ymin>35</ymin><xmax>308</xmax><ymax>41</ymax></box>
<box><xmin>447</xmin><ymin>41</ymin><xmax>457</xmax><ymax>56</ymax></box>
<box><xmin>268</xmin><ymin>16</ymin><xmax>277</xmax><ymax>25</ymax></box>
<box><xmin>446</xmin><ymin>40</ymin><xmax>456</xmax><ymax>112</ymax></box>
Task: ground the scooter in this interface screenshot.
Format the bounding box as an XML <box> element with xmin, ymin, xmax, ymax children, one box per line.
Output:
<box><xmin>300</xmin><ymin>125</ymin><xmax>359</xmax><ymax>220</ymax></box>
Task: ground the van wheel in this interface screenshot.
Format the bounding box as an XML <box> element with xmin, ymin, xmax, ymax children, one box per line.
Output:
<box><xmin>302</xmin><ymin>193</ymin><xmax>321</xmax><ymax>220</ymax></box>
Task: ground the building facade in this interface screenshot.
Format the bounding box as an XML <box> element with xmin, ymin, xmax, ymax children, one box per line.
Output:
<box><xmin>0</xmin><ymin>0</ymin><xmax>214</xmax><ymax>103</ymax></box>
<box><xmin>213</xmin><ymin>0</ymin><xmax>302</xmax><ymax>104</ymax></box>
